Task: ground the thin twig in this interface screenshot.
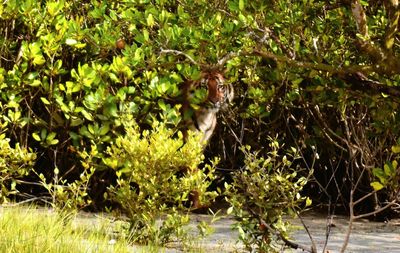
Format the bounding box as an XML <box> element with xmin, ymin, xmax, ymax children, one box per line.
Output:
<box><xmin>217</xmin><ymin>51</ymin><xmax>239</xmax><ymax>67</ymax></box>
<box><xmin>354</xmin><ymin>200</ymin><xmax>397</xmax><ymax>219</ymax></box>
<box><xmin>296</xmin><ymin>211</ymin><xmax>318</xmax><ymax>253</ymax></box>
<box><xmin>4</xmin><ymin>196</ymin><xmax>52</xmax><ymax>206</ymax></box>
<box><xmin>353</xmin><ymin>189</ymin><xmax>378</xmax><ymax>206</ymax></box>
<box><xmin>159</xmin><ymin>48</ymin><xmax>200</xmax><ymax>66</ymax></box>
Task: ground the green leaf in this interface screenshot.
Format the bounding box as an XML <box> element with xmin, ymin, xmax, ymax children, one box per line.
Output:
<box><xmin>143</xmin><ymin>29</ymin><xmax>150</xmax><ymax>42</ymax></box>
<box><xmin>370</xmin><ymin>181</ymin><xmax>384</xmax><ymax>191</ymax></box>
<box><xmin>48</xmin><ymin>139</ymin><xmax>59</xmax><ymax>145</ymax></box>
<box><xmin>74</xmin><ymin>43</ymin><xmax>86</xmax><ymax>49</ymax></box>
<box><xmin>384</xmin><ymin>161</ymin><xmax>396</xmax><ymax>177</ymax></box>
<box><xmin>40</xmin><ymin>128</ymin><xmax>47</xmax><ymax>140</ymax></box>
<box><xmin>46</xmin><ymin>132</ymin><xmax>57</xmax><ymax>141</ymax></box>
<box><xmin>372</xmin><ymin>168</ymin><xmax>386</xmax><ymax>184</ymax></box>
<box><xmin>392</xmin><ymin>145</ymin><xmax>400</xmax><ymax>153</ymax></box>
<box><xmin>158</xmin><ymin>100</ymin><xmax>167</xmax><ymax>111</ymax></box>
<box><xmin>88</xmin><ymin>124</ymin><xmax>95</xmax><ymax>135</ymax></box>
<box><xmin>147</xmin><ymin>13</ymin><xmax>155</xmax><ymax>27</ymax></box>
<box><xmin>33</xmin><ymin>55</ymin><xmax>45</xmax><ymax>66</ymax></box>
<box><xmin>40</xmin><ymin>97</ymin><xmax>51</xmax><ymax>105</ymax></box>
<box><xmin>81</xmin><ymin>109</ymin><xmax>94</xmax><ymax>121</ymax></box>
<box><xmin>239</xmin><ymin>0</ymin><xmax>245</xmax><ymax>11</ymax></box>
<box><xmin>32</xmin><ymin>132</ymin><xmax>41</xmax><ymax>141</ymax></box>
<box><xmin>29</xmin><ymin>80</ymin><xmax>41</xmax><ymax>87</ymax></box>
<box><xmin>99</xmin><ymin>124</ymin><xmax>110</xmax><ymax>136</ymax></box>
<box><xmin>305</xmin><ymin>197</ymin><xmax>312</xmax><ymax>207</ymax></box>
<box><xmin>104</xmin><ymin>102</ymin><xmax>118</xmax><ymax>117</ymax></box>
<box><xmin>392</xmin><ymin>160</ymin><xmax>398</xmax><ymax>170</ymax></box>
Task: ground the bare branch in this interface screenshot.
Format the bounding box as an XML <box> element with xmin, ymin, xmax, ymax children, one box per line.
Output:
<box><xmin>353</xmin><ymin>187</ymin><xmax>378</xmax><ymax>206</ymax></box>
<box><xmin>217</xmin><ymin>51</ymin><xmax>239</xmax><ymax>67</ymax></box>
<box><xmin>306</xmin><ymin>105</ymin><xmax>348</xmax><ymax>152</ymax></box>
<box><xmin>353</xmin><ymin>200</ymin><xmax>397</xmax><ymax>219</ymax></box>
<box><xmin>340</xmin><ymin>189</ymin><xmax>355</xmax><ymax>253</ymax></box>
<box><xmin>351</xmin><ymin>0</ymin><xmax>369</xmax><ymax>38</ymax></box>
<box><xmin>252</xmin><ymin>49</ymin><xmax>375</xmax><ymax>75</ymax></box>
<box><xmin>296</xmin><ymin>211</ymin><xmax>318</xmax><ymax>253</ymax></box>
<box><xmin>159</xmin><ymin>48</ymin><xmax>200</xmax><ymax>66</ymax></box>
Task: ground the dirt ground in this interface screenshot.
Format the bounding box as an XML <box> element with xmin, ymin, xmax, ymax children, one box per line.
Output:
<box><xmin>4</xmin><ymin>205</ymin><xmax>398</xmax><ymax>252</ymax></box>
<box><xmin>172</xmin><ymin>212</ymin><xmax>400</xmax><ymax>253</ymax></box>
<box><xmin>289</xmin><ymin>213</ymin><xmax>400</xmax><ymax>253</ymax></box>
<box><xmin>73</xmin><ymin>209</ymin><xmax>400</xmax><ymax>252</ymax></box>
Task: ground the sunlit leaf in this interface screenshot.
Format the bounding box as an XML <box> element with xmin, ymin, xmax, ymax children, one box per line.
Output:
<box><xmin>391</xmin><ymin>145</ymin><xmax>400</xmax><ymax>153</ymax></box>
<box><xmin>65</xmin><ymin>38</ymin><xmax>77</xmax><ymax>45</ymax></box>
<box><xmin>32</xmin><ymin>132</ymin><xmax>41</xmax><ymax>141</ymax></box>
<box><xmin>370</xmin><ymin>182</ymin><xmax>384</xmax><ymax>191</ymax></box>
<box><xmin>40</xmin><ymin>97</ymin><xmax>51</xmax><ymax>105</ymax></box>
<box><xmin>147</xmin><ymin>13</ymin><xmax>155</xmax><ymax>27</ymax></box>
<box><xmin>305</xmin><ymin>197</ymin><xmax>312</xmax><ymax>207</ymax></box>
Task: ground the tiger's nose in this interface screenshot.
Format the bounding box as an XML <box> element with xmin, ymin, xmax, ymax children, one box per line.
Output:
<box><xmin>208</xmin><ymin>89</ymin><xmax>224</xmax><ymax>104</ymax></box>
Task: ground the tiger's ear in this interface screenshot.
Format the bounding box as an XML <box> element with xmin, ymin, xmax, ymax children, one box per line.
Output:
<box><xmin>199</xmin><ymin>71</ymin><xmax>208</xmax><ymax>79</ymax></box>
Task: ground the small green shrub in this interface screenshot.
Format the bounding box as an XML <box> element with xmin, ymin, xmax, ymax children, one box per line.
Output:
<box><xmin>36</xmin><ymin>165</ymin><xmax>94</xmax><ymax>214</ymax></box>
<box><xmin>103</xmin><ymin>120</ymin><xmax>218</xmax><ymax>245</ymax></box>
<box><xmin>225</xmin><ymin>139</ymin><xmax>311</xmax><ymax>252</ymax></box>
<box><xmin>0</xmin><ymin>120</ymin><xmax>36</xmax><ymax>203</ymax></box>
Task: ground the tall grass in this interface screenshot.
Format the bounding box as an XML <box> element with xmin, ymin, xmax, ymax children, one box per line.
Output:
<box><xmin>0</xmin><ymin>206</ymin><xmax>134</xmax><ymax>253</ymax></box>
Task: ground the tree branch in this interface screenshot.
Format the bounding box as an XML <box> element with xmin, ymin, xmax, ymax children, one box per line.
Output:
<box><xmin>384</xmin><ymin>0</ymin><xmax>400</xmax><ymax>50</ymax></box>
<box><xmin>340</xmin><ymin>72</ymin><xmax>400</xmax><ymax>99</ymax></box>
<box><xmin>353</xmin><ymin>189</ymin><xmax>377</xmax><ymax>206</ymax></box>
<box><xmin>252</xmin><ymin>49</ymin><xmax>374</xmax><ymax>75</ymax></box>
<box><xmin>353</xmin><ymin>199</ymin><xmax>397</xmax><ymax>219</ymax></box>
<box><xmin>351</xmin><ymin>0</ymin><xmax>369</xmax><ymax>38</ymax></box>
<box><xmin>346</xmin><ymin>1</ymin><xmax>400</xmax><ymax>74</ymax></box>
<box><xmin>253</xmin><ymin>49</ymin><xmax>400</xmax><ymax>100</ymax></box>
<box><xmin>159</xmin><ymin>48</ymin><xmax>200</xmax><ymax>66</ymax></box>
<box><xmin>217</xmin><ymin>51</ymin><xmax>239</xmax><ymax>67</ymax></box>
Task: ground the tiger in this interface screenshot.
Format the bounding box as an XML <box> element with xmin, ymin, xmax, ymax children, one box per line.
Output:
<box><xmin>180</xmin><ymin>70</ymin><xmax>234</xmax><ymax>209</ymax></box>
<box><xmin>181</xmin><ymin>70</ymin><xmax>234</xmax><ymax>145</ymax></box>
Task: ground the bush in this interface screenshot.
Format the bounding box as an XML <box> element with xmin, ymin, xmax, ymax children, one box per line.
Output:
<box><xmin>0</xmin><ymin>0</ymin><xmax>236</xmax><ymax>208</ymax></box>
<box><xmin>0</xmin><ymin>119</ymin><xmax>36</xmax><ymax>203</ymax></box>
<box><xmin>103</xmin><ymin>120</ymin><xmax>218</xmax><ymax>244</ymax></box>
<box><xmin>225</xmin><ymin>140</ymin><xmax>310</xmax><ymax>252</ymax></box>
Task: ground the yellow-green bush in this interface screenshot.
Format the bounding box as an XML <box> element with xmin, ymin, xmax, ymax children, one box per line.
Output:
<box><xmin>104</xmin><ymin>120</ymin><xmax>217</xmax><ymax>244</ymax></box>
<box><xmin>0</xmin><ymin>120</ymin><xmax>36</xmax><ymax>203</ymax></box>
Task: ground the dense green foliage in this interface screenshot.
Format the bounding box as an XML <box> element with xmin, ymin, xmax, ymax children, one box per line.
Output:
<box><xmin>1</xmin><ymin>0</ymin><xmax>400</xmax><ymax>250</ymax></box>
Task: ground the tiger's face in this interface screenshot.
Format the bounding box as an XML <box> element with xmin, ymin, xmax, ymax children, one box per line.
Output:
<box><xmin>181</xmin><ymin>70</ymin><xmax>234</xmax><ymax>144</ymax></box>
<box><xmin>199</xmin><ymin>71</ymin><xmax>233</xmax><ymax>109</ymax></box>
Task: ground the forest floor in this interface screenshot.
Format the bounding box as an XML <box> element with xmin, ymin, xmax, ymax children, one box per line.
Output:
<box><xmin>165</xmin><ymin>211</ymin><xmax>400</xmax><ymax>253</ymax></box>
<box><xmin>75</xmin><ymin>209</ymin><xmax>400</xmax><ymax>253</ymax></box>
<box><xmin>5</xmin><ymin>206</ymin><xmax>398</xmax><ymax>252</ymax></box>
